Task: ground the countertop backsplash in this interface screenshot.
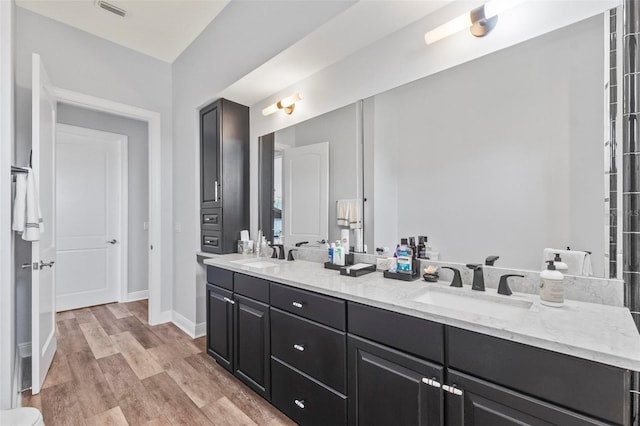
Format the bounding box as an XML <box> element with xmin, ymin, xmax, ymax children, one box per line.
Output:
<box><xmin>286</xmin><ymin>246</ymin><xmax>625</xmax><ymax>307</ymax></box>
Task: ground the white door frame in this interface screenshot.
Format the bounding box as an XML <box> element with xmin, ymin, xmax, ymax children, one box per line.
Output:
<box><xmin>52</xmin><ymin>88</ymin><xmax>163</xmax><ymax>325</ymax></box>
<box><xmin>0</xmin><ymin>0</ymin><xmax>16</xmax><ymax>410</ymax></box>
<box><xmin>56</xmin><ymin>123</ymin><xmax>129</xmax><ymax>306</ymax></box>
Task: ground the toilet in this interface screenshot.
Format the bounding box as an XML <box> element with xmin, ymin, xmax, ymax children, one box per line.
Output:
<box><xmin>0</xmin><ymin>407</ymin><xmax>44</xmax><ymax>426</ymax></box>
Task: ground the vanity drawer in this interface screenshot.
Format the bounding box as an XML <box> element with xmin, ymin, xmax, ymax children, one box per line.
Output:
<box><xmin>347</xmin><ymin>302</ymin><xmax>444</xmax><ymax>364</ymax></box>
<box><xmin>270</xmin><ymin>283</ymin><xmax>346</xmax><ymax>331</ymax></box>
<box><xmin>234</xmin><ymin>273</ymin><xmax>269</xmax><ymax>303</ymax></box>
<box><xmin>271</xmin><ymin>358</ymin><xmax>347</xmax><ymax>426</ymax></box>
<box><xmin>206</xmin><ymin>266</ymin><xmax>233</xmax><ymax>291</ymax></box>
<box><xmin>201</xmin><ymin>208</ymin><xmax>222</xmax><ymax>231</ymax></box>
<box><xmin>271</xmin><ymin>308</ymin><xmax>346</xmax><ymax>393</ymax></box>
<box><xmin>447</xmin><ymin>327</ymin><xmax>630</xmax><ymax>425</ymax></box>
<box><xmin>202</xmin><ymin>231</ymin><xmax>222</xmax><ymax>254</ymax></box>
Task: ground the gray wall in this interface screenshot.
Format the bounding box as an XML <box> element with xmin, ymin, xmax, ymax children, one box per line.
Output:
<box><xmin>369</xmin><ymin>15</ymin><xmax>604</xmax><ymax>275</ymax></box>
<box><xmin>14</xmin><ymin>6</ymin><xmax>172</xmax><ymax>345</ymax></box>
<box><xmin>172</xmin><ymin>1</ymin><xmax>354</xmax><ymax>327</ymax></box>
<box><xmin>57</xmin><ymin>104</ymin><xmax>149</xmax><ymax>294</ymax></box>
<box><xmin>275</xmin><ymin>103</ymin><xmax>359</xmax><ymax>244</ymax></box>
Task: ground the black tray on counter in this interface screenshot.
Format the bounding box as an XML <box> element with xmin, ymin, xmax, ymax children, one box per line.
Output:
<box><xmin>324</xmin><ymin>262</ymin><xmax>343</xmax><ymax>270</ymax></box>
<box><xmin>383</xmin><ymin>270</ymin><xmax>421</xmax><ymax>281</ymax></box>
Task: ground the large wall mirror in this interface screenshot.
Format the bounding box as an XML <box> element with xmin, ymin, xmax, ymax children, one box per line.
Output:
<box><xmin>259</xmin><ymin>10</ymin><xmax>618</xmax><ymax>279</ymax></box>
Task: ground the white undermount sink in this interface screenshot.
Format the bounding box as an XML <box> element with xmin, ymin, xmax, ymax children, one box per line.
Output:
<box><xmin>230</xmin><ymin>259</ymin><xmax>279</xmax><ymax>269</ymax></box>
<box><xmin>411</xmin><ymin>287</ymin><xmax>533</xmax><ymax>322</ymax></box>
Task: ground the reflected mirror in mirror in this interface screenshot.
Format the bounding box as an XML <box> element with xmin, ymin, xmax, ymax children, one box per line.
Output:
<box><xmin>363</xmin><ymin>13</ymin><xmax>611</xmax><ymax>277</ymax></box>
<box><xmin>259</xmin><ymin>103</ymin><xmax>364</xmax><ymax>250</ymax></box>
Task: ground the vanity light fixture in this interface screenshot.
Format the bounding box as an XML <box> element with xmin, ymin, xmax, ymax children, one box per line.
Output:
<box><xmin>424</xmin><ymin>0</ymin><xmax>520</xmax><ymax>45</ymax></box>
<box><xmin>262</xmin><ymin>92</ymin><xmax>303</xmax><ymax>116</ymax></box>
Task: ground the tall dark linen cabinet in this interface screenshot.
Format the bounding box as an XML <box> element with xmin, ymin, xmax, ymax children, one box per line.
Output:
<box><xmin>200</xmin><ymin>98</ymin><xmax>249</xmax><ymax>253</ymax></box>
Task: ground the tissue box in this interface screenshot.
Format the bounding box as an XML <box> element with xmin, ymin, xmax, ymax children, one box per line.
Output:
<box><xmin>237</xmin><ymin>240</ymin><xmax>254</xmax><ymax>255</ymax></box>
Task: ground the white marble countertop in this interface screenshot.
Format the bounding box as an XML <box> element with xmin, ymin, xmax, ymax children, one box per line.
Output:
<box><xmin>203</xmin><ymin>254</ymin><xmax>640</xmax><ymax>371</ymax></box>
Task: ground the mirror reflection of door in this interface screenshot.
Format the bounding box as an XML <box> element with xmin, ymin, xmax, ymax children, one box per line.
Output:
<box><xmin>283</xmin><ymin>142</ymin><xmax>329</xmax><ymax>246</ymax></box>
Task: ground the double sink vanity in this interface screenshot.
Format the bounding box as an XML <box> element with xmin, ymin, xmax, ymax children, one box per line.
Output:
<box><xmin>202</xmin><ymin>254</ymin><xmax>640</xmax><ymax>426</ymax></box>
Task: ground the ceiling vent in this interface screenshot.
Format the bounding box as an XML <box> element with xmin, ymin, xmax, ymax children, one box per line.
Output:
<box><xmin>96</xmin><ymin>0</ymin><xmax>127</xmax><ymax>17</ymax></box>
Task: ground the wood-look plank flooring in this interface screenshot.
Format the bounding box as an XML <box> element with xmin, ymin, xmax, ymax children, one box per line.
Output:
<box><xmin>22</xmin><ymin>300</ymin><xmax>296</xmax><ymax>426</ymax></box>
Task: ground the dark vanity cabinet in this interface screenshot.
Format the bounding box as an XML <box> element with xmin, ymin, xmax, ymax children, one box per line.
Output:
<box><xmin>206</xmin><ymin>267</ymin><xmax>271</xmax><ymax>399</ymax></box>
<box><xmin>206</xmin><ymin>267</ymin><xmax>633</xmax><ymax>426</ymax></box>
<box><xmin>347</xmin><ymin>303</ymin><xmax>445</xmax><ymax>426</ymax></box>
<box><xmin>270</xmin><ymin>283</ymin><xmax>348</xmax><ymax>426</ymax></box>
<box><xmin>200</xmin><ymin>98</ymin><xmax>249</xmax><ymax>254</ymax></box>
<box><xmin>445</xmin><ymin>327</ymin><xmax>631</xmax><ymax>426</ymax></box>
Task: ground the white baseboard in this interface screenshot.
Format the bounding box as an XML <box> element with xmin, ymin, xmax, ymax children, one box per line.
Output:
<box><xmin>155</xmin><ymin>310</ymin><xmax>172</xmax><ymax>324</ymax></box>
<box><xmin>171</xmin><ymin>310</ymin><xmax>198</xmax><ymax>339</ymax></box>
<box><xmin>17</xmin><ymin>343</ymin><xmax>31</xmax><ymax>359</ymax></box>
<box><xmin>194</xmin><ymin>322</ymin><xmax>206</xmax><ymax>338</ymax></box>
<box><xmin>126</xmin><ymin>290</ymin><xmax>148</xmax><ymax>302</ymax></box>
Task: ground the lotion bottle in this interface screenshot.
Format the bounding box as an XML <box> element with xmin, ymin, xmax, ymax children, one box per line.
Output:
<box><xmin>540</xmin><ymin>260</ymin><xmax>564</xmax><ymax>307</ymax></box>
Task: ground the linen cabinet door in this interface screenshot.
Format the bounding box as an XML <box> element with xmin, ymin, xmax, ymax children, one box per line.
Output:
<box><xmin>234</xmin><ymin>294</ymin><xmax>271</xmax><ymax>400</ymax></box>
<box><xmin>206</xmin><ymin>284</ymin><xmax>233</xmax><ymax>372</ymax></box>
<box><xmin>201</xmin><ymin>100</ymin><xmax>221</xmax><ymax>209</ymax></box>
<box><xmin>348</xmin><ymin>335</ymin><xmax>443</xmax><ymax>426</ymax></box>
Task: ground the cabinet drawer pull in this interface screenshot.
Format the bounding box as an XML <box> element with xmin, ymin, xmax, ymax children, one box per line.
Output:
<box><xmin>293</xmin><ymin>344</ymin><xmax>305</xmax><ymax>352</ymax></box>
<box><xmin>422</xmin><ymin>378</ymin><xmax>441</xmax><ymax>388</ymax></box>
<box><xmin>442</xmin><ymin>384</ymin><xmax>463</xmax><ymax>396</ymax></box>
<box><xmin>223</xmin><ymin>297</ymin><xmax>235</xmax><ymax>305</ymax></box>
<box><xmin>294</xmin><ymin>399</ymin><xmax>305</xmax><ymax>409</ymax></box>
<box><xmin>214</xmin><ymin>180</ymin><xmax>219</xmax><ymax>202</ymax></box>
<box><xmin>292</xmin><ymin>301</ymin><xmax>303</xmax><ymax>308</ymax></box>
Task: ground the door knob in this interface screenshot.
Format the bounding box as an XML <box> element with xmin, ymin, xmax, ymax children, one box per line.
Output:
<box><xmin>107</xmin><ymin>239</ymin><xmax>117</xmax><ymax>244</ymax></box>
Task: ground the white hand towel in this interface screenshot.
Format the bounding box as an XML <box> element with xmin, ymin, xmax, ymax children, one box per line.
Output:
<box><xmin>12</xmin><ymin>173</ymin><xmax>27</xmax><ymax>232</ymax></box>
<box><xmin>348</xmin><ymin>199</ymin><xmax>362</xmax><ymax>230</ymax></box>
<box><xmin>22</xmin><ymin>168</ymin><xmax>44</xmax><ymax>242</ymax></box>
<box><xmin>542</xmin><ymin>248</ymin><xmax>592</xmax><ymax>276</ymax></box>
<box><xmin>336</xmin><ymin>199</ymin><xmax>350</xmax><ymax>227</ymax></box>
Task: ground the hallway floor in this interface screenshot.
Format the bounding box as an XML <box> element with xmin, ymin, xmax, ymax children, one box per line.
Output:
<box><xmin>22</xmin><ymin>300</ymin><xmax>296</xmax><ymax>426</ymax></box>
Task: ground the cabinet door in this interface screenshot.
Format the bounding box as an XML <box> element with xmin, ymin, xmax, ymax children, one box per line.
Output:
<box><xmin>201</xmin><ymin>101</ymin><xmax>221</xmax><ymax>209</ymax></box>
<box><xmin>206</xmin><ymin>284</ymin><xmax>233</xmax><ymax>372</ymax></box>
<box><xmin>234</xmin><ymin>294</ymin><xmax>270</xmax><ymax>399</ymax></box>
<box><xmin>348</xmin><ymin>335</ymin><xmax>443</xmax><ymax>426</ymax></box>
<box><xmin>446</xmin><ymin>370</ymin><xmax>612</xmax><ymax>426</ymax></box>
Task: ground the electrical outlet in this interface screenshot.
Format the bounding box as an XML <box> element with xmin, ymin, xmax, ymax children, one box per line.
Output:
<box><xmin>175</xmin><ymin>222</ymin><xmax>182</xmax><ymax>233</ymax></box>
<box><xmin>143</xmin><ymin>222</ymin><xmax>149</xmax><ymax>230</ymax></box>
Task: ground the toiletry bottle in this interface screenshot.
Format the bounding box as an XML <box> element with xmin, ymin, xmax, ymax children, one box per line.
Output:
<box><xmin>553</xmin><ymin>253</ymin><xmax>569</xmax><ymax>275</ymax></box>
<box><xmin>329</xmin><ymin>243</ymin><xmax>336</xmax><ymax>264</ymax></box>
<box><xmin>417</xmin><ymin>236</ymin><xmax>426</xmax><ymax>259</ymax></box>
<box><xmin>540</xmin><ymin>260</ymin><xmax>564</xmax><ymax>307</ymax></box>
<box><xmin>335</xmin><ymin>241</ymin><xmax>345</xmax><ymax>266</ymax></box>
<box><xmin>424</xmin><ymin>237</ymin><xmax>432</xmax><ymax>260</ymax></box>
<box><xmin>396</xmin><ymin>242</ymin><xmax>414</xmax><ymax>274</ymax></box>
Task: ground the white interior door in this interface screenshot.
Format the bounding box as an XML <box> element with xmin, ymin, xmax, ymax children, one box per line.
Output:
<box><xmin>31</xmin><ymin>53</ymin><xmax>57</xmax><ymax>395</ymax></box>
<box><xmin>283</xmin><ymin>142</ymin><xmax>329</xmax><ymax>245</ymax></box>
<box><xmin>55</xmin><ymin>124</ymin><xmax>126</xmax><ymax>312</ymax></box>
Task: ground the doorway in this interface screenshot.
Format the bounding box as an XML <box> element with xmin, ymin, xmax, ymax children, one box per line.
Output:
<box><xmin>55</xmin><ymin>124</ymin><xmax>128</xmax><ymax>311</ymax></box>
<box><xmin>52</xmin><ymin>88</ymin><xmax>163</xmax><ymax>325</ymax></box>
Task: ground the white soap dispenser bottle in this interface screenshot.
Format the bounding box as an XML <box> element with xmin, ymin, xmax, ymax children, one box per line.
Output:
<box><xmin>552</xmin><ymin>253</ymin><xmax>569</xmax><ymax>275</ymax></box>
<box><xmin>540</xmin><ymin>260</ymin><xmax>564</xmax><ymax>307</ymax></box>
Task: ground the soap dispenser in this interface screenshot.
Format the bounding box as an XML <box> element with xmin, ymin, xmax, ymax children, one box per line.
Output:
<box><xmin>540</xmin><ymin>260</ymin><xmax>564</xmax><ymax>307</ymax></box>
<box><xmin>552</xmin><ymin>253</ymin><xmax>569</xmax><ymax>275</ymax></box>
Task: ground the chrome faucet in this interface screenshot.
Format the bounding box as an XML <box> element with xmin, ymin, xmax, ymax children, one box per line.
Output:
<box><xmin>466</xmin><ymin>264</ymin><xmax>485</xmax><ymax>291</ymax></box>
